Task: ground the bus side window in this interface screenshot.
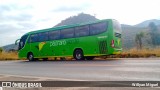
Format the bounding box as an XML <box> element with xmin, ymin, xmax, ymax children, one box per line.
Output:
<box><xmin>39</xmin><ymin>32</ymin><xmax>48</xmax><ymax>41</ymax></box>
<box><xmin>48</xmin><ymin>30</ymin><xmax>60</xmax><ymax>40</ymax></box>
<box><xmin>30</xmin><ymin>34</ymin><xmax>39</xmax><ymax>43</ymax></box>
<box><xmin>75</xmin><ymin>25</ymin><xmax>89</xmax><ymax>37</ymax></box>
<box><xmin>90</xmin><ymin>22</ymin><xmax>108</xmax><ymax>35</ymax></box>
<box><xmin>60</xmin><ymin>28</ymin><xmax>74</xmax><ymax>39</ymax></box>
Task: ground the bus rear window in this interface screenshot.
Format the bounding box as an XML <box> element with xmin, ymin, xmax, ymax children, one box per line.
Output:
<box><xmin>113</xmin><ymin>20</ymin><xmax>122</xmax><ymax>33</ymax></box>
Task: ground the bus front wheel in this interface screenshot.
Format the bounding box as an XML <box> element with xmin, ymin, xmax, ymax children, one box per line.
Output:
<box><xmin>27</xmin><ymin>53</ymin><xmax>35</xmax><ymax>61</ymax></box>
<box><xmin>74</xmin><ymin>49</ymin><xmax>84</xmax><ymax>60</ymax></box>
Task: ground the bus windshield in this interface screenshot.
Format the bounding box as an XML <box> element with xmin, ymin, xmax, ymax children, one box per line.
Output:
<box><xmin>18</xmin><ymin>34</ymin><xmax>28</xmax><ymax>50</ymax></box>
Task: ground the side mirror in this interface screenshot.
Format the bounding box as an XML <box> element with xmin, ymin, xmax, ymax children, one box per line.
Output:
<box><xmin>15</xmin><ymin>39</ymin><xmax>20</xmax><ymax>45</ymax></box>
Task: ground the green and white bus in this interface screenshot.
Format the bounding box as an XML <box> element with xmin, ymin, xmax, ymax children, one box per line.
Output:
<box><xmin>15</xmin><ymin>19</ymin><xmax>122</xmax><ymax>61</ymax></box>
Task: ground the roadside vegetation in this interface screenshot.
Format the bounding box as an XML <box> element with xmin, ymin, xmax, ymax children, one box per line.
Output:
<box><xmin>107</xmin><ymin>48</ymin><xmax>160</xmax><ymax>58</ymax></box>
<box><xmin>0</xmin><ymin>52</ymin><xmax>19</xmax><ymax>60</ymax></box>
<box><xmin>0</xmin><ymin>47</ymin><xmax>3</xmax><ymax>52</ymax></box>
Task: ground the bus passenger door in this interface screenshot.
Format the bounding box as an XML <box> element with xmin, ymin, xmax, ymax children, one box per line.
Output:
<box><xmin>29</xmin><ymin>42</ymin><xmax>40</xmax><ymax>58</ymax></box>
<box><xmin>39</xmin><ymin>41</ymin><xmax>52</xmax><ymax>57</ymax></box>
<box><xmin>29</xmin><ymin>34</ymin><xmax>40</xmax><ymax>58</ymax></box>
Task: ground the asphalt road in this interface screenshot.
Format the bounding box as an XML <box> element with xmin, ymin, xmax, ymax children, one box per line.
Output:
<box><xmin>0</xmin><ymin>58</ymin><xmax>160</xmax><ymax>81</ymax></box>
<box><xmin>0</xmin><ymin>58</ymin><xmax>160</xmax><ymax>90</ymax></box>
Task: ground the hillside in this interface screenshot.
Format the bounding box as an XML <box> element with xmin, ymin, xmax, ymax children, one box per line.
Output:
<box><xmin>121</xmin><ymin>25</ymin><xmax>147</xmax><ymax>49</ymax></box>
<box><xmin>135</xmin><ymin>19</ymin><xmax>160</xmax><ymax>27</ymax></box>
<box><xmin>55</xmin><ymin>13</ymin><xmax>98</xmax><ymax>27</ymax></box>
<box><xmin>2</xmin><ymin>44</ymin><xmax>18</xmax><ymax>52</ymax></box>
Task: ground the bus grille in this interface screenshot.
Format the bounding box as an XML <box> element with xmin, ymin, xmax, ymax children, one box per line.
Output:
<box><xmin>99</xmin><ymin>40</ymin><xmax>107</xmax><ymax>54</ymax></box>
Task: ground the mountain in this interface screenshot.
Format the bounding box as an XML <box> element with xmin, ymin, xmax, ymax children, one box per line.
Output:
<box><xmin>54</xmin><ymin>13</ymin><xmax>98</xmax><ymax>27</ymax></box>
<box><xmin>121</xmin><ymin>24</ymin><xmax>132</xmax><ymax>27</ymax></box>
<box><xmin>134</xmin><ymin>19</ymin><xmax>160</xmax><ymax>27</ymax></box>
<box><xmin>2</xmin><ymin>44</ymin><xmax>18</xmax><ymax>52</ymax></box>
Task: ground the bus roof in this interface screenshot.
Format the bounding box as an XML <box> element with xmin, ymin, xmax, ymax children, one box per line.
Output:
<box><xmin>25</xmin><ymin>19</ymin><xmax>113</xmax><ymax>35</ymax></box>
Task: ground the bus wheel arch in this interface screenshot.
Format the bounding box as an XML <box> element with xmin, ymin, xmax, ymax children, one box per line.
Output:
<box><xmin>73</xmin><ymin>48</ymin><xmax>85</xmax><ymax>60</ymax></box>
<box><xmin>27</xmin><ymin>52</ymin><xmax>34</xmax><ymax>61</ymax></box>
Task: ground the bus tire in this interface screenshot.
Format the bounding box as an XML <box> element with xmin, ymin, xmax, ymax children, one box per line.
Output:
<box><xmin>43</xmin><ymin>58</ymin><xmax>48</xmax><ymax>61</ymax></box>
<box><xmin>74</xmin><ymin>49</ymin><xmax>84</xmax><ymax>60</ymax></box>
<box><xmin>27</xmin><ymin>53</ymin><xmax>34</xmax><ymax>61</ymax></box>
<box><xmin>85</xmin><ymin>56</ymin><xmax>95</xmax><ymax>60</ymax></box>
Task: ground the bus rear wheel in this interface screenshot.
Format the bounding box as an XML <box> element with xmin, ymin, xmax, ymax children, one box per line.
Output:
<box><xmin>74</xmin><ymin>49</ymin><xmax>84</xmax><ymax>60</ymax></box>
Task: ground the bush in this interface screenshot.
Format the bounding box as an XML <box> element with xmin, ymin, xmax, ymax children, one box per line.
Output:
<box><xmin>0</xmin><ymin>52</ymin><xmax>18</xmax><ymax>60</ymax></box>
<box><xmin>0</xmin><ymin>47</ymin><xmax>3</xmax><ymax>53</ymax></box>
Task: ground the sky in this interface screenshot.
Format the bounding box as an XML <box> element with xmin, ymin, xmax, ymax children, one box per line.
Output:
<box><xmin>0</xmin><ymin>0</ymin><xmax>160</xmax><ymax>46</ymax></box>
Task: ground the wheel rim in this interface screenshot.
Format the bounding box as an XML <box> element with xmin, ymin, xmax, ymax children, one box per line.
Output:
<box><xmin>76</xmin><ymin>53</ymin><xmax>82</xmax><ymax>60</ymax></box>
<box><xmin>29</xmin><ymin>54</ymin><xmax>33</xmax><ymax>60</ymax></box>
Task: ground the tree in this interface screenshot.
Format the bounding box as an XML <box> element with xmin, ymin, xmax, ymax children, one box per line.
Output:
<box><xmin>135</xmin><ymin>32</ymin><xmax>144</xmax><ymax>49</ymax></box>
<box><xmin>148</xmin><ymin>22</ymin><xmax>158</xmax><ymax>46</ymax></box>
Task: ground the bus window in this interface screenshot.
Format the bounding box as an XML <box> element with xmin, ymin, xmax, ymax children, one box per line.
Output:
<box><xmin>19</xmin><ymin>34</ymin><xmax>28</xmax><ymax>50</ymax></box>
<box><xmin>90</xmin><ymin>22</ymin><xmax>107</xmax><ymax>35</ymax></box>
<box><xmin>75</xmin><ymin>25</ymin><xmax>89</xmax><ymax>37</ymax></box>
<box><xmin>30</xmin><ymin>34</ymin><xmax>39</xmax><ymax>43</ymax></box>
<box><xmin>39</xmin><ymin>32</ymin><xmax>48</xmax><ymax>41</ymax></box>
<box><xmin>113</xmin><ymin>20</ymin><xmax>122</xmax><ymax>38</ymax></box>
<box><xmin>113</xmin><ymin>20</ymin><xmax>122</xmax><ymax>33</ymax></box>
<box><xmin>48</xmin><ymin>30</ymin><xmax>60</xmax><ymax>40</ymax></box>
<box><xmin>61</xmin><ymin>28</ymin><xmax>74</xmax><ymax>39</ymax></box>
